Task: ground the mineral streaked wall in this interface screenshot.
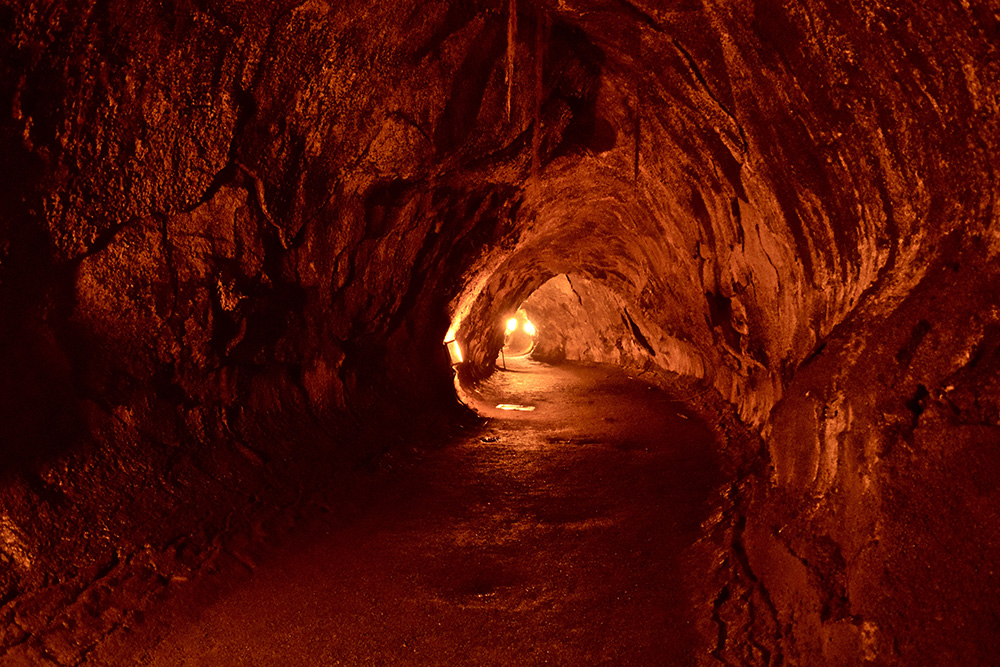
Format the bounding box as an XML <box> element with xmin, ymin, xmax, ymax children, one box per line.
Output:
<box><xmin>1</xmin><ymin>0</ymin><xmax>999</xmax><ymax>663</ymax></box>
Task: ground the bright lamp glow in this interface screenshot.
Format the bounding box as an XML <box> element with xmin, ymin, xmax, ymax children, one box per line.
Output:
<box><xmin>523</xmin><ymin>320</ymin><xmax>536</xmax><ymax>336</ymax></box>
<box><xmin>506</xmin><ymin>317</ymin><xmax>518</xmax><ymax>333</ymax></box>
<box><xmin>445</xmin><ymin>339</ymin><xmax>463</xmax><ymax>364</ymax></box>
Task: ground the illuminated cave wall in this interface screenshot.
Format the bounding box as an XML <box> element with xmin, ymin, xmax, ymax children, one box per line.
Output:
<box><xmin>1</xmin><ymin>0</ymin><xmax>999</xmax><ymax>663</ymax></box>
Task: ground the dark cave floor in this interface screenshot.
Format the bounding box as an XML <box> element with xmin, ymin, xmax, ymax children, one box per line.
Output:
<box><xmin>119</xmin><ymin>359</ymin><xmax>725</xmax><ymax>666</ymax></box>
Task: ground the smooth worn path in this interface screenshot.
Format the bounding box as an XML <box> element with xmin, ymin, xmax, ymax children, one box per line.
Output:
<box><xmin>134</xmin><ymin>359</ymin><xmax>723</xmax><ymax>666</ymax></box>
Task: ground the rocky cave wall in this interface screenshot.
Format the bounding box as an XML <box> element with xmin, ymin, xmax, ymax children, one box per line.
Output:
<box><xmin>0</xmin><ymin>0</ymin><xmax>535</xmax><ymax>656</ymax></box>
<box><xmin>1</xmin><ymin>0</ymin><xmax>999</xmax><ymax>664</ymax></box>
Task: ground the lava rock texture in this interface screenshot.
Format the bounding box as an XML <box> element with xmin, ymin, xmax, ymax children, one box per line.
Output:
<box><xmin>1</xmin><ymin>0</ymin><xmax>999</xmax><ymax>664</ymax></box>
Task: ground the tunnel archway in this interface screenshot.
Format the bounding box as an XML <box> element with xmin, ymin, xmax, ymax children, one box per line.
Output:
<box><xmin>521</xmin><ymin>273</ymin><xmax>654</xmax><ymax>367</ymax></box>
<box><xmin>449</xmin><ymin>270</ymin><xmax>660</xmax><ymax>403</ymax></box>
<box><xmin>499</xmin><ymin>310</ymin><xmax>536</xmax><ymax>360</ymax></box>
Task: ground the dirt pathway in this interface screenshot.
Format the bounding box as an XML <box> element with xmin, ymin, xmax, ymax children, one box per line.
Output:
<box><xmin>132</xmin><ymin>359</ymin><xmax>723</xmax><ymax>666</ymax></box>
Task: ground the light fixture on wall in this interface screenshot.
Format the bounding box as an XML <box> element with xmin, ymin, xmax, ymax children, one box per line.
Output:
<box><xmin>445</xmin><ymin>338</ymin><xmax>463</xmax><ymax>365</ymax></box>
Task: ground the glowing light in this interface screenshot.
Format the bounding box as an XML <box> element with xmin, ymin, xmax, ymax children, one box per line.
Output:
<box><xmin>445</xmin><ymin>339</ymin><xmax>463</xmax><ymax>364</ymax></box>
<box><xmin>523</xmin><ymin>320</ymin><xmax>536</xmax><ymax>336</ymax></box>
<box><xmin>496</xmin><ymin>404</ymin><xmax>535</xmax><ymax>411</ymax></box>
<box><xmin>506</xmin><ymin>317</ymin><xmax>518</xmax><ymax>333</ymax></box>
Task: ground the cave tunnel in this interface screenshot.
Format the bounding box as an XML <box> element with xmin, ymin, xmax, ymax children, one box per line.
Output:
<box><xmin>2</xmin><ymin>0</ymin><xmax>1000</xmax><ymax>664</ymax></box>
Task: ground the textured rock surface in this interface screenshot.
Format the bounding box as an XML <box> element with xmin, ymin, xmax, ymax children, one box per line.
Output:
<box><xmin>1</xmin><ymin>0</ymin><xmax>999</xmax><ymax>663</ymax></box>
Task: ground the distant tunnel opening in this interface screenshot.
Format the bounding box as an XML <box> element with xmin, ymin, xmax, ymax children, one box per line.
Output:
<box><xmin>446</xmin><ymin>269</ymin><xmax>667</xmax><ymax>413</ymax></box>
<box><xmin>520</xmin><ymin>273</ymin><xmax>654</xmax><ymax>368</ymax></box>
<box><xmin>499</xmin><ymin>310</ymin><xmax>536</xmax><ymax>361</ymax></box>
